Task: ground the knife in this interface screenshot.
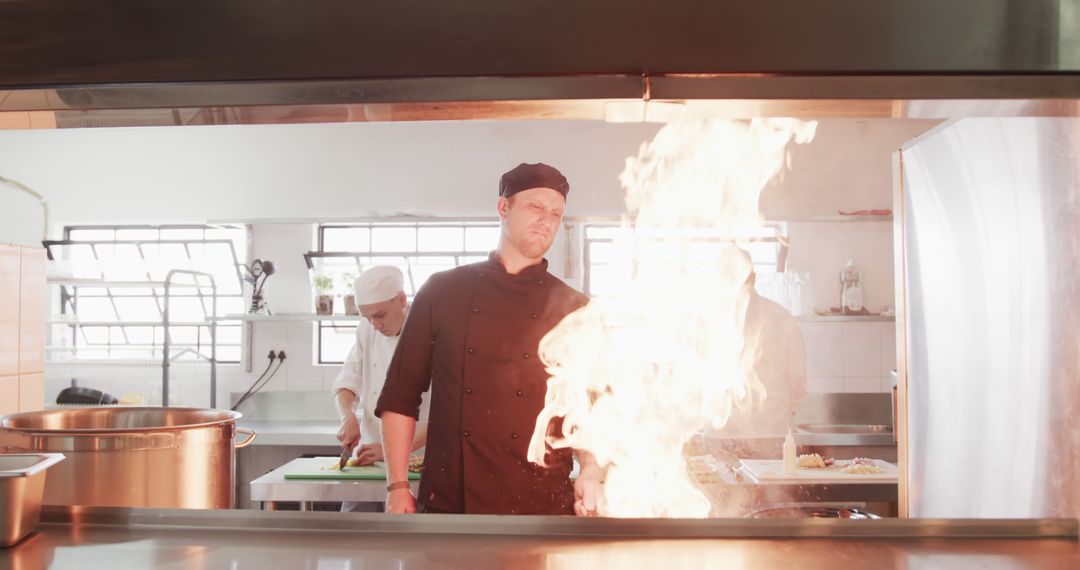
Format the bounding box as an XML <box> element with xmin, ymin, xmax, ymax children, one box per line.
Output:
<box><xmin>339</xmin><ymin>446</ymin><xmax>351</xmax><ymax>470</ymax></box>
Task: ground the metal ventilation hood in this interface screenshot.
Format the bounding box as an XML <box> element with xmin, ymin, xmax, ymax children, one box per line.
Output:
<box><xmin>1</xmin><ymin>0</ymin><xmax>1079</xmax><ymax>125</ymax></box>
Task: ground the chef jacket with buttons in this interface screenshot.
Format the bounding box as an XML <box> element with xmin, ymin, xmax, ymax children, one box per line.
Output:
<box><xmin>375</xmin><ymin>254</ymin><xmax>588</xmax><ymax>514</ymax></box>
<box><xmin>331</xmin><ymin>316</ymin><xmax>430</xmax><ymax>447</ymax></box>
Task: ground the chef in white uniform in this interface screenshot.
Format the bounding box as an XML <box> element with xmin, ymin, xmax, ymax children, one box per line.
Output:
<box><xmin>715</xmin><ymin>248</ymin><xmax>807</xmax><ymax>449</ymax></box>
<box><xmin>332</xmin><ymin>266</ymin><xmax>429</xmax><ymax>511</ymax></box>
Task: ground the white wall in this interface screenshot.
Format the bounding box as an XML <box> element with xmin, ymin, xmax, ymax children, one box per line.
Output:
<box><xmin>0</xmin><ymin>120</ymin><xmax>661</xmax><ymax>225</ymax></box>
<box><xmin>0</xmin><ymin>184</ymin><xmax>47</xmax><ymax>246</ymax></box>
<box><xmin>2</xmin><ymin>118</ymin><xmax>937</xmax><ymax>408</ymax></box>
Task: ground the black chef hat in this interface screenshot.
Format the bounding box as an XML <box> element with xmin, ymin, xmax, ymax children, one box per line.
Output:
<box><xmin>498</xmin><ymin>163</ymin><xmax>570</xmax><ymax>198</ymax></box>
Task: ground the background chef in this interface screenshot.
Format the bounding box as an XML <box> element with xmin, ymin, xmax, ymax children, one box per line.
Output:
<box><xmin>331</xmin><ymin>265</ymin><xmax>429</xmax><ymax>511</ymax></box>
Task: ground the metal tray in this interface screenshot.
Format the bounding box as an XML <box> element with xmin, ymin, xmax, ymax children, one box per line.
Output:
<box><xmin>1</xmin><ymin>453</ymin><xmax>65</xmax><ymax>547</ymax></box>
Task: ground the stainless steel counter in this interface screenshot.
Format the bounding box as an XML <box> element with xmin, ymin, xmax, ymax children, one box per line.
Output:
<box><xmin>2</xmin><ymin>507</ymin><xmax>1075</xmax><ymax>569</ymax></box>
<box><xmin>236</xmin><ymin>420</ymin><xmax>339</xmax><ymax>446</ymax></box>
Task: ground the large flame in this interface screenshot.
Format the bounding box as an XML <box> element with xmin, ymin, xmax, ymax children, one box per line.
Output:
<box><xmin>528</xmin><ymin>118</ymin><xmax>817</xmax><ymax>518</ymax></box>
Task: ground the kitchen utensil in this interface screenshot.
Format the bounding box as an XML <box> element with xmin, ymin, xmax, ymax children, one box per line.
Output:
<box><xmin>0</xmin><ymin>408</ymin><xmax>256</xmax><ymax>509</ymax></box>
<box><xmin>339</xmin><ymin>446</ymin><xmax>351</xmax><ymax>470</ymax></box>
<box><xmin>1</xmin><ymin>453</ymin><xmax>65</xmax><ymax>547</ymax></box>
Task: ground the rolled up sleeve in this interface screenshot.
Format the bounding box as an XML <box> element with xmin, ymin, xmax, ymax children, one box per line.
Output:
<box><xmin>375</xmin><ymin>276</ymin><xmax>437</xmax><ymax>420</ymax></box>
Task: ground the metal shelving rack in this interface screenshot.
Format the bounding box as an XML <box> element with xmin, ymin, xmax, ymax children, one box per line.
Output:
<box><xmin>162</xmin><ymin>269</ymin><xmax>218</xmax><ymax>408</ymax></box>
<box><xmin>43</xmin><ymin>234</ymin><xmax>243</xmax><ymax>408</ymax></box>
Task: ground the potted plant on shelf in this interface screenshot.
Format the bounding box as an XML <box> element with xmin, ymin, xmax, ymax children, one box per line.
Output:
<box><xmin>313</xmin><ymin>274</ymin><xmax>334</xmax><ymax>315</ymax></box>
<box><xmin>341</xmin><ymin>272</ymin><xmax>359</xmax><ymax>316</ymax></box>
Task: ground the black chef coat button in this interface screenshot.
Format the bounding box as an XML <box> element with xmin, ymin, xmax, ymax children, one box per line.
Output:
<box><xmin>522</xmin><ymin>353</ymin><xmax>529</xmax><ymax>359</ymax></box>
<box><xmin>465</xmin><ymin>386</ymin><xmax>473</xmax><ymax>394</ymax></box>
<box><xmin>440</xmin><ymin>466</ymin><xmax>446</xmax><ymax>472</ymax></box>
<box><xmin>516</xmin><ymin>390</ymin><xmax>523</xmax><ymax>397</ymax></box>
<box><xmin>463</xmin><ymin>430</ymin><xmax>470</xmax><ymax>437</ymax></box>
<box><xmin>537</xmin><ymin>280</ymin><xmax>544</xmax><ymax>285</ymax></box>
<box><xmin>479</xmin><ymin>272</ymin><xmax>486</xmax><ymax>278</ymax></box>
<box><xmin>472</xmin><ymin>306</ymin><xmax>479</xmax><ymax>313</ymax></box>
<box><xmin>531</xmin><ymin>313</ymin><xmax>538</xmax><ymax>319</ymax></box>
<box><xmin>467</xmin><ymin>346</ymin><xmax>475</xmax><ymax>354</ymax></box>
<box><xmin>511</xmin><ymin>433</ymin><xmax>518</xmax><ymax>439</ymax></box>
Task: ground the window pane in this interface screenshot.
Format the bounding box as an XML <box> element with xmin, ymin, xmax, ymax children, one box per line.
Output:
<box><xmin>169</xmin><ymin>326</ymin><xmax>199</xmax><ymax>345</ymax></box>
<box><xmin>115</xmin><ymin>228</ymin><xmax>160</xmax><ymax>241</ymax></box>
<box><xmin>321</xmin><ymin>324</ymin><xmax>359</xmax><ymax>363</ymax></box>
<box><xmin>371</xmin><ymin>227</ymin><xmax>417</xmax><ymax>252</ymax></box>
<box><xmin>464</xmin><ymin>226</ymin><xmax>499</xmax><ymax>252</ymax></box>
<box><xmin>68</xmin><ymin>229</ymin><xmax>115</xmax><ymax>241</ymax></box>
<box><xmin>160</xmin><ymin>228</ymin><xmax>205</xmax><ymax>240</ymax></box>
<box><xmin>323</xmin><ymin>227</ymin><xmax>370</xmax><ymax>252</ymax></box>
<box><xmin>166</xmin><ymin>298</ymin><xmax>208</xmax><ymax>322</ymax></box>
<box><xmin>75</xmin><ymin>298</ymin><xmax>119</xmax><ymax>320</ymax></box>
<box><xmin>585</xmin><ymin>225</ymin><xmax>626</xmax><ymax>240</ymax></box>
<box><xmin>122</xmin><ymin>326</ymin><xmax>156</xmax><ymax>345</ymax></box>
<box><xmin>113</xmin><ymin>297</ymin><xmax>162</xmax><ymax>320</ymax></box>
<box><xmin>217</xmin><ymin>346</ymin><xmax>241</xmax><ymax>363</ymax></box>
<box><xmin>418</xmin><ymin>227</ymin><xmax>464</xmax><ymax>252</ymax></box>
<box><xmin>587</xmin><ymin>241</ymin><xmax>617</xmax><ymax>265</ymax></box>
<box><xmin>215</xmin><ymin>325</ymin><xmax>241</xmax><ymax>345</ymax></box>
<box><xmin>79</xmin><ymin>327</ymin><xmax>109</xmax><ymax>345</ymax></box>
<box><xmin>217</xmin><ymin>297</ymin><xmax>244</xmax><ymax>316</ymax></box>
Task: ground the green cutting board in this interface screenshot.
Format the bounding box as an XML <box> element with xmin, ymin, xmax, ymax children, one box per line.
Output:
<box><xmin>282</xmin><ymin>457</ymin><xmax>421</xmax><ymax>481</ymax></box>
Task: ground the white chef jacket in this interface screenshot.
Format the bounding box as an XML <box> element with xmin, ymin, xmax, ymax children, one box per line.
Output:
<box><xmin>331</xmin><ymin>319</ymin><xmax>430</xmax><ymax>447</ymax></box>
<box><xmin>720</xmin><ymin>288</ymin><xmax>808</xmax><ymax>439</ymax></box>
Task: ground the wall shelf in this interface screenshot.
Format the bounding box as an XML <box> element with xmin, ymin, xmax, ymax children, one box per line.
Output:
<box><xmin>797</xmin><ymin>315</ymin><xmax>896</xmax><ymax>322</ymax></box>
<box><xmin>46</xmin><ymin>278</ymin><xmax>169</xmax><ymax>288</ymax></box>
<box><xmin>766</xmin><ymin>214</ymin><xmax>893</xmax><ymax>223</ymax></box>
<box><xmin>205</xmin><ymin>313</ymin><xmax>362</xmax><ymax>323</ymax></box>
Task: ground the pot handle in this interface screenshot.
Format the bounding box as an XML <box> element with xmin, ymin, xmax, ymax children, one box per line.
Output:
<box><xmin>234</xmin><ymin>428</ymin><xmax>257</xmax><ymax>448</ymax></box>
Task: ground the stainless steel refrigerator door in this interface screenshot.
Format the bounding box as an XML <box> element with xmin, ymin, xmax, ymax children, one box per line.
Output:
<box><xmin>900</xmin><ymin>118</ymin><xmax>1080</xmax><ymax>518</ymax></box>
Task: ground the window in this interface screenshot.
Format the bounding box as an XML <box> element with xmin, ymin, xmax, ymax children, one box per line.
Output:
<box><xmin>310</xmin><ymin>221</ymin><xmax>499</xmax><ymax>364</ymax></box>
<box><xmin>582</xmin><ymin>223</ymin><xmax>787</xmax><ymax>298</ymax></box>
<box><xmin>47</xmin><ymin>225</ymin><xmax>246</xmax><ymax>364</ymax></box>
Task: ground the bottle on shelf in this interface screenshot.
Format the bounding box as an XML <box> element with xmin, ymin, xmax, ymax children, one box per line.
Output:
<box><xmin>840</xmin><ymin>259</ymin><xmax>864</xmax><ymax>314</ymax></box>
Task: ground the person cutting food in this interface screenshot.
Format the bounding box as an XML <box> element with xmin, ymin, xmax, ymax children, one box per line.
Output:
<box><xmin>331</xmin><ymin>265</ymin><xmax>429</xmax><ymax>511</ymax></box>
<box><xmin>376</xmin><ymin>162</ymin><xmax>602</xmax><ymax>515</ymax></box>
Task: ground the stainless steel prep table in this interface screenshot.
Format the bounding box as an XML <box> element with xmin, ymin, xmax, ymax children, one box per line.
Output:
<box><xmin>2</xmin><ymin>506</ymin><xmax>1075</xmax><ymax>569</ymax></box>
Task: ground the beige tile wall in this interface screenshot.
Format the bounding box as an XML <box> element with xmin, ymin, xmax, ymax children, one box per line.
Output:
<box><xmin>0</xmin><ymin>243</ymin><xmax>46</xmax><ymax>415</ymax></box>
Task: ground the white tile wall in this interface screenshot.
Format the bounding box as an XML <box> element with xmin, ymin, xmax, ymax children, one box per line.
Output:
<box><xmin>800</xmin><ymin>320</ymin><xmax>897</xmax><ymax>394</ymax></box>
<box><xmin>801</xmin><ymin>322</ymin><xmax>844</xmax><ymax>377</ymax></box>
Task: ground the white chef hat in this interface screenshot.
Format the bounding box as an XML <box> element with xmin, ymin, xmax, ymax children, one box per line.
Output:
<box><xmin>354</xmin><ymin>266</ymin><xmax>405</xmax><ymax>305</ymax></box>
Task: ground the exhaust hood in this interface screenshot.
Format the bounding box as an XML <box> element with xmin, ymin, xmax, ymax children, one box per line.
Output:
<box><xmin>1</xmin><ymin>0</ymin><xmax>1079</xmax><ymax>124</ymax></box>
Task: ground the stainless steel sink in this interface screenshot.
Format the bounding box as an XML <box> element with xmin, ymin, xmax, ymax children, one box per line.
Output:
<box><xmin>797</xmin><ymin>423</ymin><xmax>893</xmax><ymax>434</ymax></box>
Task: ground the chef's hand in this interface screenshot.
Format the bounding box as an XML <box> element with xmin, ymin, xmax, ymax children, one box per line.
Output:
<box><xmin>573</xmin><ymin>463</ymin><xmax>604</xmax><ymax>516</ymax></box>
<box><xmin>356</xmin><ymin>442</ymin><xmax>384</xmax><ymax>465</ymax></box>
<box><xmin>337</xmin><ymin>416</ymin><xmax>360</xmax><ymax>450</ymax></box>
<box><xmin>386</xmin><ymin>488</ymin><xmax>417</xmax><ymax>514</ymax></box>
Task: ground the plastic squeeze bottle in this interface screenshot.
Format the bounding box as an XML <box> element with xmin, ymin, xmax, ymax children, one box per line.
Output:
<box><xmin>783</xmin><ymin>429</ymin><xmax>798</xmax><ymax>474</ymax></box>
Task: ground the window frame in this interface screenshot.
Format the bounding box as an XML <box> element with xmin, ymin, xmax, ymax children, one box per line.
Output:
<box><xmin>47</xmin><ymin>224</ymin><xmax>247</xmax><ymax>365</ymax></box>
<box><xmin>310</xmin><ymin>220</ymin><xmax>499</xmax><ymax>365</ymax></box>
